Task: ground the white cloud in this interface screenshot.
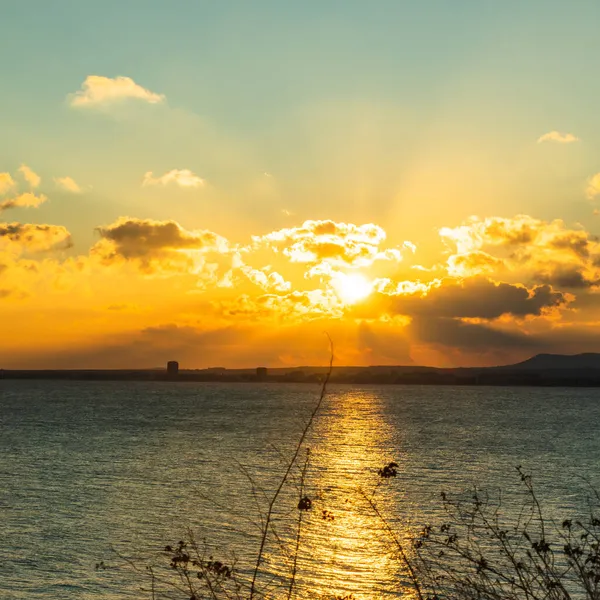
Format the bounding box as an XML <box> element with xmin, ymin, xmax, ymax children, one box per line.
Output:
<box><xmin>18</xmin><ymin>164</ymin><xmax>41</xmax><ymax>188</ymax></box>
<box><xmin>142</xmin><ymin>169</ymin><xmax>204</xmax><ymax>188</ymax></box>
<box><xmin>253</xmin><ymin>219</ymin><xmax>393</xmax><ymax>269</ymax></box>
<box><xmin>537</xmin><ymin>131</ymin><xmax>580</xmax><ymax>144</ymax></box>
<box><xmin>586</xmin><ymin>173</ymin><xmax>600</xmax><ymax>199</ymax></box>
<box><xmin>0</xmin><ymin>173</ymin><xmax>15</xmax><ymax>195</ymax></box>
<box><xmin>403</xmin><ymin>241</ymin><xmax>417</xmax><ymax>253</ymax></box>
<box><xmin>54</xmin><ymin>176</ymin><xmax>82</xmax><ymax>193</ymax></box>
<box><xmin>69</xmin><ymin>75</ymin><xmax>165</xmax><ymax>108</ymax></box>
<box><xmin>240</xmin><ymin>264</ymin><xmax>291</xmax><ymax>292</ymax></box>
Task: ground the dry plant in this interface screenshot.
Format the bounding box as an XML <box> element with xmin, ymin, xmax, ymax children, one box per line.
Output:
<box><xmin>105</xmin><ymin>337</ymin><xmax>333</xmax><ymax>599</ymax></box>
<box><xmin>103</xmin><ymin>341</ymin><xmax>600</xmax><ymax>600</ymax></box>
<box><xmin>368</xmin><ymin>465</ymin><xmax>600</xmax><ymax>600</ymax></box>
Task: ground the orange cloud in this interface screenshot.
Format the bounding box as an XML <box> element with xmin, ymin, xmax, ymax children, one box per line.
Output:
<box><xmin>92</xmin><ymin>217</ymin><xmax>228</xmax><ymax>274</ymax></box>
<box><xmin>3</xmin><ymin>210</ymin><xmax>600</xmax><ymax>369</ymax></box>
<box><xmin>0</xmin><ymin>192</ymin><xmax>48</xmax><ymax>213</ymax></box>
<box><xmin>239</xmin><ymin>264</ymin><xmax>291</xmax><ymax>292</ymax></box>
<box><xmin>0</xmin><ymin>172</ymin><xmax>15</xmax><ymax>195</ymax></box>
<box><xmin>0</xmin><ymin>223</ymin><xmax>72</xmax><ymax>253</ymax></box>
<box><xmin>446</xmin><ymin>251</ymin><xmax>504</xmax><ymax>277</ymax></box>
<box><xmin>18</xmin><ymin>164</ymin><xmax>41</xmax><ymax>188</ymax></box>
<box><xmin>440</xmin><ymin>215</ymin><xmax>600</xmax><ymax>289</ymax></box>
<box><xmin>214</xmin><ymin>287</ymin><xmax>342</xmax><ymax>321</ymax></box>
<box><xmin>54</xmin><ymin>176</ymin><xmax>82</xmax><ymax>193</ymax></box>
<box><xmin>439</xmin><ymin>215</ymin><xmax>542</xmax><ymax>253</ymax></box>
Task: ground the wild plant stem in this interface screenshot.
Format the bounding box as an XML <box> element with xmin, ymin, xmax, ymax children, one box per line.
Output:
<box><xmin>249</xmin><ymin>338</ymin><xmax>333</xmax><ymax>600</ymax></box>
<box><xmin>287</xmin><ymin>450</ymin><xmax>310</xmax><ymax>600</ymax></box>
<box><xmin>360</xmin><ymin>489</ymin><xmax>425</xmax><ymax>600</ymax></box>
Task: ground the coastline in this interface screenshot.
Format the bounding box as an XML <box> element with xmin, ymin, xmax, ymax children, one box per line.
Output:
<box><xmin>2</xmin><ymin>366</ymin><xmax>600</xmax><ymax>387</ymax></box>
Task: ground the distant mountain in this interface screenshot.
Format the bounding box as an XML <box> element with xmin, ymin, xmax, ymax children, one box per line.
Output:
<box><xmin>503</xmin><ymin>353</ymin><xmax>600</xmax><ymax>370</ymax></box>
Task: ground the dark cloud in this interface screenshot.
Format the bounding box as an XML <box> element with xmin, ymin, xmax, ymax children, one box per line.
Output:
<box><xmin>484</xmin><ymin>219</ymin><xmax>539</xmax><ymax>246</ymax></box>
<box><xmin>389</xmin><ymin>278</ymin><xmax>567</xmax><ymax>320</ymax></box>
<box><xmin>534</xmin><ymin>265</ymin><xmax>599</xmax><ymax>289</ymax></box>
<box><xmin>95</xmin><ymin>217</ymin><xmax>223</xmax><ymax>260</ymax></box>
<box><xmin>408</xmin><ymin>317</ymin><xmax>538</xmax><ymax>351</ymax></box>
<box><xmin>548</xmin><ymin>231</ymin><xmax>596</xmax><ymax>259</ymax></box>
<box><xmin>91</xmin><ymin>217</ymin><xmax>228</xmax><ymax>274</ymax></box>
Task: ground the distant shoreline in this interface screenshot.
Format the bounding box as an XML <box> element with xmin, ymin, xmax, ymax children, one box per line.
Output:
<box><xmin>2</xmin><ymin>365</ymin><xmax>600</xmax><ymax>387</ymax></box>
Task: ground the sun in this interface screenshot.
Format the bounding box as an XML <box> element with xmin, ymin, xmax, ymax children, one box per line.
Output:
<box><xmin>334</xmin><ymin>273</ymin><xmax>373</xmax><ymax>304</ymax></box>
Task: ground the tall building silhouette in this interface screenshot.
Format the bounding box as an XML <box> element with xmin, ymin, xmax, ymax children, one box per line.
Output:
<box><xmin>167</xmin><ymin>361</ymin><xmax>179</xmax><ymax>379</ymax></box>
<box><xmin>256</xmin><ymin>367</ymin><xmax>268</xmax><ymax>381</ymax></box>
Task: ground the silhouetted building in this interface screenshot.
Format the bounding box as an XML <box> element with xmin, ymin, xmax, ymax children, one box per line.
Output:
<box><xmin>256</xmin><ymin>367</ymin><xmax>268</xmax><ymax>381</ymax></box>
<box><xmin>167</xmin><ymin>361</ymin><xmax>179</xmax><ymax>379</ymax></box>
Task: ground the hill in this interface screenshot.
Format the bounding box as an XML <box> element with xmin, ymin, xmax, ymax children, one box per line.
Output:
<box><xmin>501</xmin><ymin>353</ymin><xmax>600</xmax><ymax>371</ymax></box>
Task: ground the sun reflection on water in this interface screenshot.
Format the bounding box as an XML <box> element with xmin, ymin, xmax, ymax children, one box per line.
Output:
<box><xmin>263</xmin><ymin>388</ymin><xmax>413</xmax><ymax>599</ymax></box>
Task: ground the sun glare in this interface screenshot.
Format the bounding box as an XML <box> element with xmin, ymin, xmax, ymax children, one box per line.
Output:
<box><xmin>335</xmin><ymin>273</ymin><xmax>373</xmax><ymax>304</ymax></box>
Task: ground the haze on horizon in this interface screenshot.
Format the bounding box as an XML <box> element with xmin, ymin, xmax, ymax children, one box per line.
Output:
<box><xmin>1</xmin><ymin>1</ymin><xmax>600</xmax><ymax>370</ymax></box>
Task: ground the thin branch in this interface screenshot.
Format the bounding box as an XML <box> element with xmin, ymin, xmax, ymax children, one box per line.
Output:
<box><xmin>249</xmin><ymin>335</ymin><xmax>333</xmax><ymax>600</ymax></box>
<box><xmin>359</xmin><ymin>488</ymin><xmax>425</xmax><ymax>600</ymax></box>
<box><xmin>287</xmin><ymin>449</ymin><xmax>310</xmax><ymax>600</ymax></box>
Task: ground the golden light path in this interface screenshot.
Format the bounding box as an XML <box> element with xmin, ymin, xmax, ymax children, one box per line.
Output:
<box><xmin>263</xmin><ymin>388</ymin><xmax>416</xmax><ymax>599</ymax></box>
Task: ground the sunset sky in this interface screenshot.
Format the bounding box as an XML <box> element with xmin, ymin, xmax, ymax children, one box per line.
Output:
<box><xmin>1</xmin><ymin>1</ymin><xmax>600</xmax><ymax>369</ymax></box>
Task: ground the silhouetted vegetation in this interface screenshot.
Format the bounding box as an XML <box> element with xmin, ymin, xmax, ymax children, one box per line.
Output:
<box><xmin>379</xmin><ymin>466</ymin><xmax>600</xmax><ymax>599</ymax></box>
<box><xmin>105</xmin><ymin>348</ymin><xmax>600</xmax><ymax>598</ymax></box>
<box><xmin>115</xmin><ymin>465</ymin><xmax>600</xmax><ymax>599</ymax></box>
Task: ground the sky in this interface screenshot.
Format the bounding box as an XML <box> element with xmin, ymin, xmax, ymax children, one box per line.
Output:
<box><xmin>1</xmin><ymin>0</ymin><xmax>600</xmax><ymax>369</ymax></box>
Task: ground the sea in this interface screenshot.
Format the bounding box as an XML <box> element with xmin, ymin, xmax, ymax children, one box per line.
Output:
<box><xmin>1</xmin><ymin>381</ymin><xmax>599</xmax><ymax>599</ymax></box>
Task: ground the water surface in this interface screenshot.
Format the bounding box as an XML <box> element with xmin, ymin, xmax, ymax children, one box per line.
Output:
<box><xmin>1</xmin><ymin>381</ymin><xmax>599</xmax><ymax>598</ymax></box>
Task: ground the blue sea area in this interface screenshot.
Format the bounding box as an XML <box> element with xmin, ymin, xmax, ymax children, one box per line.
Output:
<box><xmin>1</xmin><ymin>381</ymin><xmax>599</xmax><ymax>598</ymax></box>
